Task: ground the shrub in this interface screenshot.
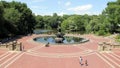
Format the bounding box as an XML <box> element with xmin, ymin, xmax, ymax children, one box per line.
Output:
<box><xmin>115</xmin><ymin>35</ymin><xmax>120</xmax><ymax>42</ymax></box>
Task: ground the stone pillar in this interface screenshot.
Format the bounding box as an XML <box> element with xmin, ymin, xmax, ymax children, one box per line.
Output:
<box><xmin>16</xmin><ymin>42</ymin><xmax>23</xmax><ymax>51</ymax></box>
<box><xmin>20</xmin><ymin>44</ymin><xmax>22</xmax><ymax>51</ymax></box>
<box><xmin>98</xmin><ymin>42</ymin><xmax>104</xmax><ymax>51</ymax></box>
<box><xmin>12</xmin><ymin>41</ymin><xmax>16</xmax><ymax>50</ymax></box>
<box><xmin>9</xmin><ymin>43</ymin><xmax>13</xmax><ymax>50</ymax></box>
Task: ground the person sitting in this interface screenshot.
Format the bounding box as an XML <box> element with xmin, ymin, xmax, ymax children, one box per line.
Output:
<box><xmin>45</xmin><ymin>42</ymin><xmax>49</xmax><ymax>47</ymax></box>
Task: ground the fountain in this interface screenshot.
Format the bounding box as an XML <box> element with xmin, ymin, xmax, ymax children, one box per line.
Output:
<box><xmin>33</xmin><ymin>21</ymin><xmax>89</xmax><ymax>45</ymax></box>
<box><xmin>55</xmin><ymin>21</ymin><xmax>65</xmax><ymax>43</ymax></box>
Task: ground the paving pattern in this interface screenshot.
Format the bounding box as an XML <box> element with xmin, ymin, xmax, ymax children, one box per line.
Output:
<box><xmin>0</xmin><ymin>34</ymin><xmax>120</xmax><ymax>68</ymax></box>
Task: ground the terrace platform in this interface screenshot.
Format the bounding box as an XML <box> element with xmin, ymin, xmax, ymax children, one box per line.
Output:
<box><xmin>0</xmin><ymin>34</ymin><xmax>120</xmax><ymax>68</ymax></box>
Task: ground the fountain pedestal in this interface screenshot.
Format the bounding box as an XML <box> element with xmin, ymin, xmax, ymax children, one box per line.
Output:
<box><xmin>55</xmin><ymin>38</ymin><xmax>64</xmax><ymax>43</ymax></box>
<box><xmin>55</xmin><ymin>21</ymin><xmax>65</xmax><ymax>43</ymax></box>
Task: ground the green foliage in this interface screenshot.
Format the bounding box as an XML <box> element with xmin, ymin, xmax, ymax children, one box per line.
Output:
<box><xmin>43</xmin><ymin>15</ymin><xmax>52</xmax><ymax>29</ymax></box>
<box><xmin>0</xmin><ymin>1</ymin><xmax>36</xmax><ymax>38</ymax></box>
<box><xmin>0</xmin><ymin>0</ymin><xmax>120</xmax><ymax>38</ymax></box>
<box><xmin>61</xmin><ymin>15</ymin><xmax>85</xmax><ymax>33</ymax></box>
<box><xmin>96</xmin><ymin>30</ymin><xmax>106</xmax><ymax>36</ymax></box>
<box><xmin>0</xmin><ymin>2</ymin><xmax>4</xmax><ymax>17</ymax></box>
<box><xmin>35</xmin><ymin>13</ymin><xmax>63</xmax><ymax>30</ymax></box>
<box><xmin>35</xmin><ymin>15</ymin><xmax>44</xmax><ymax>29</ymax></box>
<box><xmin>49</xmin><ymin>13</ymin><xmax>59</xmax><ymax>29</ymax></box>
<box><xmin>88</xmin><ymin>16</ymin><xmax>100</xmax><ymax>33</ymax></box>
<box><xmin>4</xmin><ymin>8</ymin><xmax>21</xmax><ymax>30</ymax></box>
<box><xmin>115</xmin><ymin>34</ymin><xmax>120</xmax><ymax>42</ymax></box>
<box><xmin>104</xmin><ymin>0</ymin><xmax>120</xmax><ymax>33</ymax></box>
<box><xmin>62</xmin><ymin>15</ymin><xmax>70</xmax><ymax>21</ymax></box>
<box><xmin>0</xmin><ymin>2</ymin><xmax>8</xmax><ymax>38</ymax></box>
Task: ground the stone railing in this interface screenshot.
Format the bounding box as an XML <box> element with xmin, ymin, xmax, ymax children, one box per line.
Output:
<box><xmin>98</xmin><ymin>42</ymin><xmax>120</xmax><ymax>51</ymax></box>
<box><xmin>0</xmin><ymin>41</ymin><xmax>24</xmax><ymax>51</ymax></box>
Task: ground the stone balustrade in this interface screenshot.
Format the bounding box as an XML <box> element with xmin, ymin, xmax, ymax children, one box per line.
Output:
<box><xmin>98</xmin><ymin>42</ymin><xmax>120</xmax><ymax>51</ymax></box>
<box><xmin>0</xmin><ymin>41</ymin><xmax>23</xmax><ymax>51</ymax></box>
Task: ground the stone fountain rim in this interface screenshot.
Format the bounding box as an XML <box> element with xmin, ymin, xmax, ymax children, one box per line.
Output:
<box><xmin>32</xmin><ymin>35</ymin><xmax>89</xmax><ymax>45</ymax></box>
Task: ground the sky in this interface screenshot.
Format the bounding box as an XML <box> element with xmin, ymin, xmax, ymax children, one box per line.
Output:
<box><xmin>4</xmin><ymin>0</ymin><xmax>117</xmax><ymax>16</ymax></box>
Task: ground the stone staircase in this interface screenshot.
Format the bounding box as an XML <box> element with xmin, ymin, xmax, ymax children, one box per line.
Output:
<box><xmin>112</xmin><ymin>48</ymin><xmax>120</xmax><ymax>53</ymax></box>
<box><xmin>0</xmin><ymin>51</ymin><xmax>23</xmax><ymax>68</ymax></box>
<box><xmin>97</xmin><ymin>52</ymin><xmax>120</xmax><ymax>68</ymax></box>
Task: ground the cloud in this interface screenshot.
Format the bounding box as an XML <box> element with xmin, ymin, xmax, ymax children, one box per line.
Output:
<box><xmin>74</xmin><ymin>11</ymin><xmax>100</xmax><ymax>15</ymax></box>
<box><xmin>67</xmin><ymin>4</ymin><xmax>92</xmax><ymax>12</ymax></box>
<box><xmin>65</xmin><ymin>2</ymin><xmax>71</xmax><ymax>7</ymax></box>
<box><xmin>66</xmin><ymin>4</ymin><xmax>100</xmax><ymax>15</ymax></box>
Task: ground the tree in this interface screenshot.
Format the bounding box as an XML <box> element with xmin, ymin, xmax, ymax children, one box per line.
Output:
<box><xmin>14</xmin><ymin>3</ymin><xmax>36</xmax><ymax>34</ymax></box>
<box><xmin>104</xmin><ymin>0</ymin><xmax>120</xmax><ymax>33</ymax></box>
<box><xmin>62</xmin><ymin>14</ymin><xmax>70</xmax><ymax>21</ymax></box>
<box><xmin>61</xmin><ymin>15</ymin><xmax>85</xmax><ymax>33</ymax></box>
<box><xmin>3</xmin><ymin>8</ymin><xmax>21</xmax><ymax>34</ymax></box>
<box><xmin>6</xmin><ymin>1</ymin><xmax>36</xmax><ymax>34</ymax></box>
<box><xmin>43</xmin><ymin>15</ymin><xmax>52</xmax><ymax>29</ymax></box>
<box><xmin>35</xmin><ymin>15</ymin><xmax>44</xmax><ymax>29</ymax></box>
<box><xmin>0</xmin><ymin>1</ymin><xmax>36</xmax><ymax>36</ymax></box>
<box><xmin>88</xmin><ymin>16</ymin><xmax>100</xmax><ymax>33</ymax></box>
<box><xmin>0</xmin><ymin>2</ymin><xmax>7</xmax><ymax>38</ymax></box>
<box><xmin>49</xmin><ymin>13</ymin><xmax>59</xmax><ymax>29</ymax></box>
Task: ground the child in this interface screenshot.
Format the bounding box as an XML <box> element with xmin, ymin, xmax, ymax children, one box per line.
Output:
<box><xmin>85</xmin><ymin>60</ymin><xmax>88</xmax><ymax>66</ymax></box>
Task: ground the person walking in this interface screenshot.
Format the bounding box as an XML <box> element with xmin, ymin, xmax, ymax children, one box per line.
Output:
<box><xmin>79</xmin><ymin>56</ymin><xmax>83</xmax><ymax>66</ymax></box>
<box><xmin>85</xmin><ymin>60</ymin><xmax>88</xmax><ymax>66</ymax></box>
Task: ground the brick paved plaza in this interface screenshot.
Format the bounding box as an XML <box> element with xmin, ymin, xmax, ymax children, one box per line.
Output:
<box><xmin>0</xmin><ymin>34</ymin><xmax>120</xmax><ymax>68</ymax></box>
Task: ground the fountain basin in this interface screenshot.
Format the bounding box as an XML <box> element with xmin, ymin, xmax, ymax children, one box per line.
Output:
<box><xmin>33</xmin><ymin>36</ymin><xmax>89</xmax><ymax>45</ymax></box>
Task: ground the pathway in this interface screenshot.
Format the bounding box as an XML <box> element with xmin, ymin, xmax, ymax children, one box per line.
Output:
<box><xmin>0</xmin><ymin>34</ymin><xmax>119</xmax><ymax>68</ymax></box>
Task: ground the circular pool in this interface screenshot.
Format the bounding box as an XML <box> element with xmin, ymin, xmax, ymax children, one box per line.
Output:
<box><xmin>33</xmin><ymin>36</ymin><xmax>89</xmax><ymax>45</ymax></box>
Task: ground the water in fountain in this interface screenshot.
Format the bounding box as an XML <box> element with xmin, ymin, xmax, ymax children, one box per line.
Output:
<box><xmin>33</xmin><ymin>21</ymin><xmax>89</xmax><ymax>45</ymax></box>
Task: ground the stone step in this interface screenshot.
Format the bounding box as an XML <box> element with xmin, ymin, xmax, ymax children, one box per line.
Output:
<box><xmin>0</xmin><ymin>52</ymin><xmax>23</xmax><ymax>68</ymax></box>
<box><xmin>111</xmin><ymin>52</ymin><xmax>120</xmax><ymax>59</ymax></box>
<box><xmin>105</xmin><ymin>53</ymin><xmax>120</xmax><ymax>65</ymax></box>
<box><xmin>112</xmin><ymin>48</ymin><xmax>120</xmax><ymax>52</ymax></box>
<box><xmin>0</xmin><ymin>52</ymin><xmax>16</xmax><ymax>65</ymax></box>
<box><xmin>0</xmin><ymin>52</ymin><xmax>9</xmax><ymax>59</ymax></box>
<box><xmin>101</xmin><ymin>53</ymin><xmax>120</xmax><ymax>68</ymax></box>
<box><xmin>96</xmin><ymin>52</ymin><xmax>115</xmax><ymax>68</ymax></box>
